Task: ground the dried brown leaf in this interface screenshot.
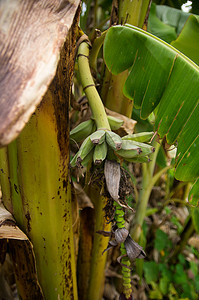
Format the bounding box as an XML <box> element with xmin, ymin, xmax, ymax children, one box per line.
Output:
<box><xmin>104</xmin><ymin>160</ymin><xmax>121</xmax><ymax>201</ymax></box>
<box><xmin>0</xmin><ymin>204</ymin><xmax>44</xmax><ymax>299</ymax></box>
<box><xmin>115</xmin><ymin>228</ymin><xmax>129</xmax><ymax>243</ymax></box>
<box><xmin>124</xmin><ymin>235</ymin><xmax>146</xmax><ymax>261</ymax></box>
<box><xmin>0</xmin><ymin>0</ymin><xmax>80</xmax><ymax>146</ymax></box>
<box><xmin>0</xmin><ymin>204</ymin><xmax>26</xmax><ymax>240</ymax></box>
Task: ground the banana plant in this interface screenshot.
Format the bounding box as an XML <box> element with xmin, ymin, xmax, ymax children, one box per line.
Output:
<box><xmin>0</xmin><ymin>1</ymin><xmax>199</xmax><ymax>299</ymax></box>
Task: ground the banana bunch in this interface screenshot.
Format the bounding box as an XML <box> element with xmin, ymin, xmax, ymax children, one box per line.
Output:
<box><xmin>70</xmin><ymin>120</ymin><xmax>155</xmax><ymax>167</ymax></box>
<box><xmin>70</xmin><ymin>129</ymin><xmax>120</xmax><ymax>167</ymax></box>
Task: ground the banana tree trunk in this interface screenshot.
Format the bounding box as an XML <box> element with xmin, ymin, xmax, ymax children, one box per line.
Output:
<box><xmin>0</xmin><ymin>1</ymin><xmax>81</xmax><ymax>298</ymax></box>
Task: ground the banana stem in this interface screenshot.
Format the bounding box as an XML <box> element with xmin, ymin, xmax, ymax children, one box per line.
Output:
<box><xmin>118</xmin><ymin>0</ymin><xmax>150</xmax><ymax>27</ymax></box>
<box><xmin>77</xmin><ymin>42</ymin><xmax>111</xmax><ymax>130</ymax></box>
<box><xmin>130</xmin><ymin>140</ymin><xmax>162</xmax><ymax>241</ymax></box>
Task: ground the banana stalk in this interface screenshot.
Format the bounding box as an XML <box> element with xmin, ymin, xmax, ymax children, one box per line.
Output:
<box><xmin>77</xmin><ymin>41</ymin><xmax>111</xmax><ymax>131</ymax></box>
<box><xmin>76</xmin><ymin>40</ymin><xmax>112</xmax><ymax>299</ymax></box>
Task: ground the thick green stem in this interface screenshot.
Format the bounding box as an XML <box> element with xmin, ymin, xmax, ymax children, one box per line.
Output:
<box><xmin>77</xmin><ymin>41</ymin><xmax>114</xmax><ymax>299</ymax></box>
<box><xmin>78</xmin><ymin>42</ymin><xmax>111</xmax><ymax>130</ymax></box>
<box><xmin>118</xmin><ymin>0</ymin><xmax>150</xmax><ymax>26</ymax></box>
<box><xmin>130</xmin><ymin>141</ymin><xmax>166</xmax><ymax>241</ymax></box>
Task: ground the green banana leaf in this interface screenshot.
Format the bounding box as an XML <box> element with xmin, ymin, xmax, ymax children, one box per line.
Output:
<box><xmin>148</xmin><ymin>4</ymin><xmax>199</xmax><ymax>65</ymax></box>
<box><xmin>154</xmin><ymin>4</ymin><xmax>191</xmax><ymax>35</ymax></box>
<box><xmin>148</xmin><ymin>3</ymin><xmax>177</xmax><ymax>43</ymax></box>
<box><xmin>189</xmin><ymin>178</ymin><xmax>199</xmax><ymax>206</ymax></box>
<box><xmin>171</xmin><ymin>15</ymin><xmax>199</xmax><ymax>65</ymax></box>
<box><xmin>153</xmin><ymin>0</ymin><xmax>186</xmax><ymax>11</ymax></box>
<box><xmin>191</xmin><ymin>206</ymin><xmax>199</xmax><ymax>234</ymax></box>
<box><xmin>103</xmin><ymin>24</ymin><xmax>199</xmax><ymax>182</ymax></box>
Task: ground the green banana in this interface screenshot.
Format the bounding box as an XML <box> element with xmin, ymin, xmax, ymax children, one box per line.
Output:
<box><xmin>122</xmin><ymin>131</ymin><xmax>154</xmax><ymax>143</ymax></box>
<box><xmin>130</xmin><ymin>141</ymin><xmax>155</xmax><ymax>157</ymax></box>
<box><xmin>76</xmin><ymin>135</ymin><xmax>95</xmax><ymax>162</ymax></box>
<box><xmin>70</xmin><ymin>148</ymin><xmax>94</xmax><ymax>168</ymax></box>
<box><xmin>125</xmin><ymin>156</ymin><xmax>151</xmax><ymax>163</ymax></box>
<box><xmin>116</xmin><ymin>140</ymin><xmax>141</xmax><ymax>159</ymax></box>
<box><xmin>89</xmin><ymin>130</ymin><xmax>106</xmax><ymax>145</ymax></box>
<box><xmin>106</xmin><ymin>131</ymin><xmax>122</xmax><ymax>150</ymax></box>
<box><xmin>93</xmin><ymin>142</ymin><xmax>108</xmax><ymax>164</ymax></box>
<box><xmin>70</xmin><ymin>152</ymin><xmax>78</xmax><ymax>168</ymax></box>
<box><xmin>107</xmin><ymin>116</ymin><xmax>124</xmax><ymax>130</ymax></box>
<box><xmin>80</xmin><ymin>149</ymin><xmax>94</xmax><ymax>167</ymax></box>
<box><xmin>70</xmin><ymin>119</ymin><xmax>95</xmax><ymax>142</ymax></box>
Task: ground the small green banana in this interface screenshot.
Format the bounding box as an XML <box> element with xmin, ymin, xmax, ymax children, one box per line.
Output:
<box><xmin>106</xmin><ymin>131</ymin><xmax>122</xmax><ymax>150</ymax></box>
<box><xmin>80</xmin><ymin>149</ymin><xmax>94</xmax><ymax>167</ymax></box>
<box><xmin>70</xmin><ymin>152</ymin><xmax>78</xmax><ymax>168</ymax></box>
<box><xmin>131</xmin><ymin>141</ymin><xmax>155</xmax><ymax>157</ymax></box>
<box><xmin>76</xmin><ymin>135</ymin><xmax>95</xmax><ymax>162</ymax></box>
<box><xmin>125</xmin><ymin>156</ymin><xmax>151</xmax><ymax>163</ymax></box>
<box><xmin>115</xmin><ymin>140</ymin><xmax>141</xmax><ymax>159</ymax></box>
<box><xmin>93</xmin><ymin>142</ymin><xmax>108</xmax><ymax>164</ymax></box>
<box><xmin>107</xmin><ymin>116</ymin><xmax>124</xmax><ymax>130</ymax></box>
<box><xmin>70</xmin><ymin>119</ymin><xmax>95</xmax><ymax>142</ymax></box>
<box><xmin>70</xmin><ymin>148</ymin><xmax>94</xmax><ymax>168</ymax></box>
<box><xmin>122</xmin><ymin>131</ymin><xmax>154</xmax><ymax>143</ymax></box>
<box><xmin>89</xmin><ymin>130</ymin><xmax>106</xmax><ymax>145</ymax></box>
